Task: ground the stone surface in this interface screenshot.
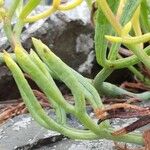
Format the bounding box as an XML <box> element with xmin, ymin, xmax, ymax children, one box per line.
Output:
<box><xmin>0</xmin><ymin>2</ymin><xmax>96</xmax><ymax>101</ymax></box>
<box><xmin>23</xmin><ymin>2</ymin><xmax>94</xmax><ymax>75</ymax></box>
<box><xmin>0</xmin><ymin>2</ymin><xmax>94</xmax><ymax>76</ymax></box>
<box><xmin>0</xmin><ymin>110</ymin><xmax>115</xmax><ymax>150</ymax></box>
<box><xmin>0</xmin><ymin>108</ymin><xmax>144</xmax><ymax>150</ymax></box>
<box><xmin>0</xmin><ymin>113</ymin><xmax>63</xmax><ymax>150</ymax></box>
<box><xmin>0</xmin><ymin>2</ymin><xmax>133</xmax><ymax>101</ymax></box>
<box><xmin>38</xmin><ymin>138</ymin><xmax>115</xmax><ymax>150</ymax></box>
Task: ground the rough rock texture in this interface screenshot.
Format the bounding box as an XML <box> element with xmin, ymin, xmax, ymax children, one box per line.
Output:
<box><xmin>0</xmin><ymin>2</ymin><xmax>94</xmax><ymax>75</ymax></box>
<box><xmin>0</xmin><ymin>2</ymin><xmax>133</xmax><ymax>101</ymax></box>
<box><xmin>0</xmin><ymin>108</ymin><xmax>144</xmax><ymax>150</ymax></box>
<box><xmin>0</xmin><ymin>113</ymin><xmax>63</xmax><ymax>150</ymax></box>
<box><xmin>22</xmin><ymin>3</ymin><xmax>94</xmax><ymax>75</ymax></box>
<box><xmin>0</xmin><ymin>109</ymin><xmax>115</xmax><ymax>150</ymax></box>
<box><xmin>40</xmin><ymin>138</ymin><xmax>115</xmax><ymax>150</ymax></box>
<box><xmin>0</xmin><ymin>2</ymin><xmax>97</xmax><ymax>100</ymax></box>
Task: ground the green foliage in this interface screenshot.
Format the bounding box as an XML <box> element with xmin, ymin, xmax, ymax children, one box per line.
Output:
<box><xmin>0</xmin><ymin>0</ymin><xmax>150</xmax><ymax>145</ymax></box>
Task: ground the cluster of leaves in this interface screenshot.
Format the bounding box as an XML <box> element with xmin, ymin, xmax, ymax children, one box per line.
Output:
<box><xmin>0</xmin><ymin>0</ymin><xmax>150</xmax><ymax>146</ymax></box>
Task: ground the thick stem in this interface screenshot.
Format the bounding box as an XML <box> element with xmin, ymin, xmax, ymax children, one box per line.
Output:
<box><xmin>96</xmin><ymin>0</ymin><xmax>122</xmax><ymax>34</ymax></box>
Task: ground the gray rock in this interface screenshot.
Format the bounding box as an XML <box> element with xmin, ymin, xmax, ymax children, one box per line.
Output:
<box><xmin>0</xmin><ymin>2</ymin><xmax>94</xmax><ymax>75</ymax></box>
<box><xmin>37</xmin><ymin>138</ymin><xmax>115</xmax><ymax>150</ymax></box>
<box><xmin>0</xmin><ymin>109</ymin><xmax>115</xmax><ymax>150</ymax></box>
<box><xmin>76</xmin><ymin>34</ymin><xmax>93</xmax><ymax>54</ymax></box>
<box><xmin>0</xmin><ymin>113</ymin><xmax>63</xmax><ymax>150</ymax></box>
<box><xmin>0</xmin><ymin>108</ymin><xmax>144</xmax><ymax>150</ymax></box>
<box><xmin>78</xmin><ymin>51</ymin><xmax>95</xmax><ymax>75</ymax></box>
<box><xmin>0</xmin><ymin>2</ymin><xmax>95</xmax><ymax>100</ymax></box>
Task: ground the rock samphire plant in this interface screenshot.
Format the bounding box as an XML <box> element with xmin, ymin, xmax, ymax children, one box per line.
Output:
<box><xmin>0</xmin><ymin>0</ymin><xmax>150</xmax><ymax>146</ymax></box>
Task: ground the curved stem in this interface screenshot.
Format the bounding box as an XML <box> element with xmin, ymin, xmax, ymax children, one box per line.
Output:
<box><xmin>24</xmin><ymin>0</ymin><xmax>83</xmax><ymax>23</ymax></box>
<box><xmin>24</xmin><ymin>7</ymin><xmax>56</xmax><ymax>23</ymax></box>
<box><xmin>97</xmin><ymin>81</ymin><xmax>150</xmax><ymax>101</ymax></box>
<box><xmin>106</xmin><ymin>46</ymin><xmax>150</xmax><ymax>69</ymax></box>
<box><xmin>58</xmin><ymin>0</ymin><xmax>83</xmax><ymax>11</ymax></box>
<box><xmin>96</xmin><ymin>0</ymin><xmax>122</xmax><ymax>34</ymax></box>
<box><xmin>19</xmin><ymin>0</ymin><xmax>41</xmax><ymax>19</ymax></box>
<box><xmin>93</xmin><ymin>68</ymin><xmax>113</xmax><ymax>86</ymax></box>
<box><xmin>105</xmin><ymin>33</ymin><xmax>150</xmax><ymax>44</ymax></box>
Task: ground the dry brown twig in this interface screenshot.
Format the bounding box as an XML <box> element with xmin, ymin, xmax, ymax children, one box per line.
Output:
<box><xmin>0</xmin><ymin>90</ymin><xmax>51</xmax><ymax>124</ymax></box>
<box><xmin>95</xmin><ymin>103</ymin><xmax>150</xmax><ymax>136</ymax></box>
<box><xmin>143</xmin><ymin>130</ymin><xmax>150</xmax><ymax>150</ymax></box>
<box><xmin>120</xmin><ymin>82</ymin><xmax>150</xmax><ymax>91</ymax></box>
<box><xmin>95</xmin><ymin>103</ymin><xmax>148</xmax><ymax>119</ymax></box>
